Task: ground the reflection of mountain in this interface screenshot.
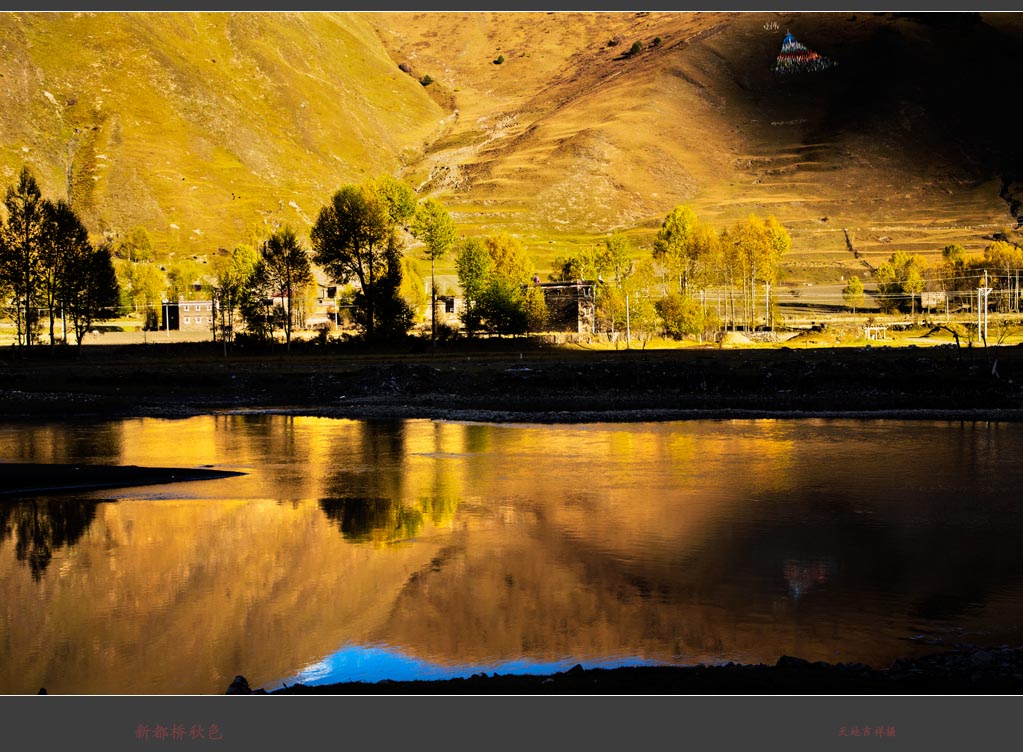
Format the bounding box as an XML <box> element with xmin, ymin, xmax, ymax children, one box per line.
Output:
<box><xmin>5</xmin><ymin>416</ymin><xmax>1023</xmax><ymax>694</ymax></box>
<box><xmin>0</xmin><ymin>499</ymin><xmax>100</xmax><ymax>580</ymax></box>
<box><xmin>373</xmin><ymin>421</ymin><xmax>1023</xmax><ymax>669</ymax></box>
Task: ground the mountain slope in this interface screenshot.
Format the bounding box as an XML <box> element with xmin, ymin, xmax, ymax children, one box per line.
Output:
<box><xmin>1</xmin><ymin>11</ymin><xmax>1020</xmax><ymax>281</ymax></box>
<box><xmin>0</xmin><ymin>12</ymin><xmax>443</xmax><ymax>252</ymax></box>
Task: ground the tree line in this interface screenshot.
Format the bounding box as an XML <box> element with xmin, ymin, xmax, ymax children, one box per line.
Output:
<box><xmin>547</xmin><ymin>207</ymin><xmax>791</xmax><ymax>342</ymax></box>
<box><xmin>0</xmin><ymin>167</ymin><xmax>119</xmax><ymax>347</ymax></box>
<box><xmin>3</xmin><ymin>164</ymin><xmax>797</xmax><ymax>349</ymax></box>
<box><xmin>843</xmin><ymin>240</ymin><xmax>1023</xmax><ymax>316</ymax></box>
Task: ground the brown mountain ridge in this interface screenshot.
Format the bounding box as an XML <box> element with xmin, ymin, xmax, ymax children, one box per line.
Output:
<box><xmin>1</xmin><ymin>12</ymin><xmax>1020</xmax><ymax>279</ymax></box>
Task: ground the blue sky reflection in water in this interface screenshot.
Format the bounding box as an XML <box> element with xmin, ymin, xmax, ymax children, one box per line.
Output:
<box><xmin>3</xmin><ymin>415</ymin><xmax>1023</xmax><ymax>693</ymax></box>
<box><xmin>277</xmin><ymin>644</ymin><xmax>662</xmax><ymax>688</ymax></box>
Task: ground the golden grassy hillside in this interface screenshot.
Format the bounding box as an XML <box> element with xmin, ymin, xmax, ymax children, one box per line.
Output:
<box><xmin>1</xmin><ymin>12</ymin><xmax>1020</xmax><ymax>283</ymax></box>
<box><xmin>0</xmin><ymin>12</ymin><xmax>443</xmax><ymax>252</ymax></box>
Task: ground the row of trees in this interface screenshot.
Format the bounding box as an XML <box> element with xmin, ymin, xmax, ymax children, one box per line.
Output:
<box><xmin>546</xmin><ymin>207</ymin><xmax>791</xmax><ymax>341</ymax></box>
<box><xmin>0</xmin><ymin>167</ymin><xmax>119</xmax><ymax>347</ymax></box>
<box><xmin>207</xmin><ymin>177</ymin><xmax>450</xmax><ymax>348</ymax></box>
<box><xmin>2</xmin><ymin>165</ymin><xmax>795</xmax><ymax>348</ymax></box>
<box><xmin>202</xmin><ymin>197</ymin><xmax>793</xmax><ymax>346</ymax></box>
<box><xmin>843</xmin><ymin>241</ymin><xmax>1023</xmax><ymax>316</ymax></box>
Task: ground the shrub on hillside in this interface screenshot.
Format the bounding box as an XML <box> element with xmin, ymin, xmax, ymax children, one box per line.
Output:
<box><xmin>420</xmin><ymin>74</ymin><xmax>434</xmax><ymax>87</ymax></box>
<box><xmin>493</xmin><ymin>55</ymin><xmax>505</xmax><ymax>65</ymax></box>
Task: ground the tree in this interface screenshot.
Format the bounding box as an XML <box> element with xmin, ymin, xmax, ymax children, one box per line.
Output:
<box><xmin>122</xmin><ymin>262</ymin><xmax>166</xmax><ymax>316</ymax></box>
<box><xmin>875</xmin><ymin>251</ymin><xmax>927</xmax><ymax>314</ymax></box>
<box><xmin>477</xmin><ymin>276</ymin><xmax>528</xmax><ymax>336</ymax></box>
<box><xmin>482</xmin><ymin>234</ymin><xmax>532</xmax><ymax>285</ymax></box>
<box><xmin>39</xmin><ymin>199</ymin><xmax>92</xmax><ymax>346</ymax></box>
<box><xmin>937</xmin><ymin>244</ymin><xmax>969</xmax><ymax>313</ymax></box>
<box><xmin>598</xmin><ymin>232</ymin><xmax>634</xmax><ymax>287</ymax></box>
<box><xmin>258</xmin><ymin>225</ymin><xmax>313</xmax><ymax>350</ymax></box>
<box><xmin>166</xmin><ymin>257</ymin><xmax>206</xmax><ymax>301</ymax></box>
<box><xmin>984</xmin><ymin>240</ymin><xmax>1023</xmax><ymax>313</ymax></box>
<box><xmin>0</xmin><ymin>167</ymin><xmax>46</xmax><ymax>346</ymax></box>
<box><xmin>373</xmin><ymin>176</ymin><xmax>417</xmax><ymax>229</ymax></box>
<box><xmin>454</xmin><ymin>234</ymin><xmax>537</xmax><ymax>336</ymax></box>
<box><xmin>550</xmin><ymin>247</ymin><xmax>599</xmax><ymax>283</ymax></box>
<box><xmin>657</xmin><ymin>292</ymin><xmax>704</xmax><ymax>340</ymax></box>
<box><xmin>64</xmin><ymin>243</ymin><xmax>120</xmax><ymax>347</ymax></box>
<box><xmin>238</xmin><ymin>261</ymin><xmax>275</xmax><ymax>343</ymax></box>
<box><xmin>842</xmin><ymin>275</ymin><xmax>865</xmax><ymax>314</ymax></box>
<box><xmin>652</xmin><ymin>205</ymin><xmax>699</xmax><ymax>295</ymax></box>
<box><xmin>399</xmin><ymin>255</ymin><xmax>428</xmax><ymax>316</ymax></box>
<box><xmin>363</xmin><ymin>236</ymin><xmax>414</xmax><ymax>340</ymax></box>
<box><xmin>115</xmin><ymin>226</ymin><xmax>155</xmax><ymax>263</ymax></box>
<box><xmin>904</xmin><ymin>266</ymin><xmax>925</xmax><ymax>317</ymax></box>
<box><xmin>523</xmin><ymin>285</ymin><xmax>548</xmax><ymax>333</ymax></box>
<box><xmin>731</xmin><ymin>214</ymin><xmax>790</xmax><ymax>329</ymax></box>
<box><xmin>411</xmin><ymin>197</ymin><xmax>457</xmax><ymax>345</ymax></box>
<box><xmin>210</xmin><ymin>245</ymin><xmax>258</xmax><ymax>345</ymax></box>
<box><xmin>454</xmin><ymin>237</ymin><xmax>494</xmax><ymax>336</ymax></box>
<box><xmin>311</xmin><ymin>178</ymin><xmax>416</xmax><ymax>341</ymax></box>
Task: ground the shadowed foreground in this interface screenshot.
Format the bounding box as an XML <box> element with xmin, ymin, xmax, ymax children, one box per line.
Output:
<box><xmin>3</xmin><ymin>343</ymin><xmax>1023</xmax><ymax>423</ymax></box>
<box><xmin>218</xmin><ymin>646</ymin><xmax>1023</xmax><ymax>695</ymax></box>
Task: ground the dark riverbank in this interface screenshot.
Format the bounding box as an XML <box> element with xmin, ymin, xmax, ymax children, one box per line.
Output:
<box><xmin>2</xmin><ymin>341</ymin><xmax>1023</xmax><ymax>423</ymax></box>
<box><xmin>228</xmin><ymin>645</ymin><xmax>1023</xmax><ymax>695</ymax></box>
<box><xmin>0</xmin><ymin>463</ymin><xmax>244</xmax><ymax>495</ymax></box>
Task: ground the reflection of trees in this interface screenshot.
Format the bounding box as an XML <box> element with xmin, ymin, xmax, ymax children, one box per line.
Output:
<box><xmin>324</xmin><ymin>419</ymin><xmax>407</xmax><ymax>499</ymax></box>
<box><xmin>319</xmin><ymin>497</ymin><xmax>423</xmax><ymax>543</ymax></box>
<box><xmin>6</xmin><ymin>422</ymin><xmax>124</xmax><ymax>464</ymax></box>
<box><xmin>319</xmin><ymin>496</ymin><xmax>460</xmax><ymax>544</ymax></box>
<box><xmin>319</xmin><ymin>420</ymin><xmax>461</xmax><ymax>543</ymax></box>
<box><xmin>0</xmin><ymin>499</ymin><xmax>99</xmax><ymax>580</ymax></box>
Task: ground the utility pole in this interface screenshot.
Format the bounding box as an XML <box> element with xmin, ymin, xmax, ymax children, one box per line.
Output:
<box><xmin>978</xmin><ymin>271</ymin><xmax>992</xmax><ymax>346</ymax></box>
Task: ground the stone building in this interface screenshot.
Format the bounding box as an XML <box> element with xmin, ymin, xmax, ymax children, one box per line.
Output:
<box><xmin>538</xmin><ymin>281</ymin><xmax>595</xmax><ymax>334</ymax></box>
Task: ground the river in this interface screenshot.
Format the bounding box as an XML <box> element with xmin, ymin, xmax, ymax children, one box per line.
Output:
<box><xmin>2</xmin><ymin>415</ymin><xmax>1022</xmax><ymax>694</ymax></box>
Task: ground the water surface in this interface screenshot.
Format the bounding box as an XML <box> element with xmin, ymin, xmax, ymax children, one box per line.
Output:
<box><xmin>2</xmin><ymin>415</ymin><xmax>1022</xmax><ymax>694</ymax></box>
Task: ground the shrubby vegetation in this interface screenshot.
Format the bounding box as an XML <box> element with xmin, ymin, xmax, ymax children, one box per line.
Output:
<box><xmin>456</xmin><ymin>234</ymin><xmax>546</xmax><ymax>336</ymax></box>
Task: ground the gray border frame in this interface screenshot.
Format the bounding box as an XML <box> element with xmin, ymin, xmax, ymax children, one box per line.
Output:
<box><xmin>2</xmin><ymin>4</ymin><xmax>1020</xmax><ymax>751</ymax></box>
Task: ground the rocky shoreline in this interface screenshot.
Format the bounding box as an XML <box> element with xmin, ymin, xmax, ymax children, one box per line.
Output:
<box><xmin>218</xmin><ymin>645</ymin><xmax>1023</xmax><ymax>695</ymax></box>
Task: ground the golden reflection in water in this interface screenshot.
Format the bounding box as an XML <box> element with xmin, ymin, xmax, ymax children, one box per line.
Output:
<box><xmin>0</xmin><ymin>417</ymin><xmax>808</xmax><ymax>693</ymax></box>
<box><xmin>0</xmin><ymin>497</ymin><xmax>452</xmax><ymax>694</ymax></box>
<box><xmin>4</xmin><ymin>416</ymin><xmax>1022</xmax><ymax>693</ymax></box>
